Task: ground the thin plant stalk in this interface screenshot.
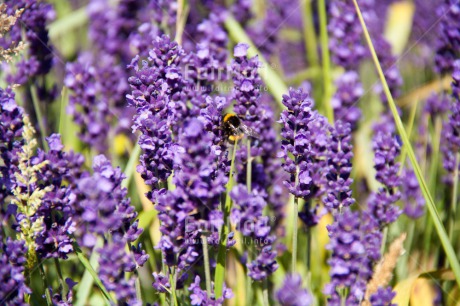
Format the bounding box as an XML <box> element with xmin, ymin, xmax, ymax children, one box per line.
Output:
<box><xmin>318</xmin><ymin>0</ymin><xmax>334</xmax><ymax>123</ymax></box>
<box><xmin>247</xmin><ymin>140</ymin><xmax>252</xmax><ymax>192</ymax></box>
<box><xmin>122</xmin><ymin>143</ymin><xmax>141</xmax><ymax>189</ymax></box>
<box><xmin>201</xmin><ymin>234</ymin><xmax>212</xmax><ymax>297</ymax></box>
<box><xmin>59</xmin><ymin>87</ymin><xmax>68</xmax><ymax>135</ymax></box>
<box><xmin>263</xmin><ymin>279</ymin><xmax>269</xmax><ymax>306</ymax></box>
<box><xmin>447</xmin><ymin>154</ymin><xmax>459</xmax><ymax>246</ymax></box>
<box><xmin>39</xmin><ymin>264</ymin><xmax>53</xmax><ymax>306</ymax></box>
<box><xmin>54</xmin><ymin>257</ymin><xmax>67</xmax><ymax>302</ymax></box>
<box><xmin>423</xmin><ymin>116</ymin><xmax>442</xmax><ymax>266</ymax></box>
<box><xmin>215</xmin><ymin>140</ymin><xmax>239</xmax><ymax>298</ymax></box>
<box><xmin>292</xmin><ymin>197</ymin><xmax>299</xmax><ymax>272</ymax></box>
<box><xmin>353</xmin><ymin>0</ymin><xmax>460</xmax><ymax>288</ymax></box>
<box><xmin>30</xmin><ymin>84</ymin><xmax>49</xmax><ymax>151</ymax></box>
<box><xmin>301</xmin><ymin>0</ymin><xmax>319</xmax><ymax>69</ymax></box>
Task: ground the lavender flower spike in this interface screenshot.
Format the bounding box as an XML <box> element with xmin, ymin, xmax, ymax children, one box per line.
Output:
<box><xmin>323</xmin><ymin>120</ymin><xmax>355</xmax><ymax>211</ymax></box>
<box><xmin>275</xmin><ymin>273</ymin><xmax>313</xmax><ymax>306</ymax></box>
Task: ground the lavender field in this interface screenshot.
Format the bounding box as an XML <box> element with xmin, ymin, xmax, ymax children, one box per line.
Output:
<box><xmin>1</xmin><ymin>0</ymin><xmax>460</xmax><ymax>305</ymax></box>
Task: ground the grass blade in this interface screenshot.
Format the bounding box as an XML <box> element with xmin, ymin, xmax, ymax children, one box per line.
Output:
<box><xmin>73</xmin><ymin>243</ymin><xmax>114</xmax><ymax>304</ymax></box>
<box><xmin>352</xmin><ymin>0</ymin><xmax>460</xmax><ymax>289</ymax></box>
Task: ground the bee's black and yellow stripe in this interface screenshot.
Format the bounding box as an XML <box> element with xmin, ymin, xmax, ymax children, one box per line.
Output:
<box><xmin>222</xmin><ymin>113</ymin><xmax>244</xmax><ymax>142</ymax></box>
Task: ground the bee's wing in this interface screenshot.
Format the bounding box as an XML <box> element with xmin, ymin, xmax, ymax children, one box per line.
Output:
<box><xmin>228</xmin><ymin>122</ymin><xmax>241</xmax><ymax>135</ymax></box>
<box><xmin>239</xmin><ymin>124</ymin><xmax>260</xmax><ymax>139</ymax></box>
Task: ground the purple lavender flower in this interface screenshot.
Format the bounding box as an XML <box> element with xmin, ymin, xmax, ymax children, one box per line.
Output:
<box><xmin>328</xmin><ymin>0</ymin><xmax>367</xmax><ymax>69</ymax></box>
<box><xmin>374</xmin><ymin>38</ymin><xmax>403</xmax><ymax>101</ymax></box>
<box><xmin>50</xmin><ymin>278</ymin><xmax>77</xmax><ymax>305</ymax></box>
<box><xmin>0</xmin><ymin>237</ymin><xmax>31</xmax><ymax>305</ymax></box>
<box><xmin>88</xmin><ymin>0</ymin><xmax>153</xmax><ymax>63</ymax></box>
<box><xmin>401</xmin><ymin>169</ymin><xmax>425</xmax><ymax>219</ymax></box>
<box><xmin>275</xmin><ymin>273</ymin><xmax>312</xmax><ymax>306</ymax></box>
<box><xmin>366</xmin><ymin>116</ymin><xmax>402</xmax><ymax>228</ymax></box>
<box><xmin>331</xmin><ymin>71</ymin><xmax>363</xmax><ymax>129</ymax></box>
<box><xmin>188</xmin><ymin>275</ymin><xmax>233</xmax><ymax>305</ymax></box>
<box><xmin>230</xmin><ymin>185</ymin><xmax>278</xmax><ymax>280</ymax></box>
<box><xmin>73</xmin><ymin>155</ymin><xmax>143</xmax><ymax>247</ymax></box>
<box><xmin>33</xmin><ymin>134</ymin><xmax>85</xmax><ymax>259</ymax></box>
<box><xmin>183</xmin><ymin>13</ymin><xmax>229</xmax><ymax>113</ymax></box>
<box><xmin>442</xmin><ymin>60</ymin><xmax>460</xmax><ymax>181</ymax></box>
<box><xmin>98</xmin><ymin>235</ymin><xmax>139</xmax><ymax>304</ymax></box>
<box><xmin>231</xmin><ymin>43</ymin><xmax>263</xmax><ymax>138</ymax></box>
<box><xmin>3</xmin><ymin>0</ymin><xmax>55</xmax><ymax>89</ymax></box>
<box><xmin>231</xmin><ymin>0</ymin><xmax>253</xmax><ymax>25</ymax></box>
<box><xmin>435</xmin><ymin>1</ymin><xmax>460</xmax><ymax>73</ymax></box>
<box><xmin>279</xmin><ymin>88</ymin><xmax>316</xmax><ymax>199</ymax></box>
<box><xmin>323</xmin><ymin>120</ymin><xmax>355</xmax><ymax>211</ymax></box>
<box><xmin>369</xmin><ymin>287</ymin><xmax>396</xmax><ymax>306</ymax></box>
<box><xmin>65</xmin><ymin>55</ymin><xmax>111</xmax><ymax>153</ymax></box>
<box><xmin>279</xmin><ymin>88</ymin><xmax>330</xmax><ymax>225</ymax></box>
<box><xmin>324</xmin><ymin>210</ymin><xmax>373</xmax><ymax>305</ymax></box>
<box><xmin>0</xmin><ymin>87</ymin><xmax>24</xmax><ymax>207</ymax></box>
<box><xmin>127</xmin><ymin>34</ymin><xmax>189</xmax><ymax>134</ymax></box>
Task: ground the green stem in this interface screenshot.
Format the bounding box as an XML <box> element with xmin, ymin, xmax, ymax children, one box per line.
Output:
<box><xmin>318</xmin><ymin>0</ymin><xmax>334</xmax><ymax>123</ymax></box>
<box><xmin>214</xmin><ymin>140</ymin><xmax>239</xmax><ymax>298</ymax></box>
<box><xmin>448</xmin><ymin>154</ymin><xmax>459</xmax><ymax>247</ymax></box>
<box><xmin>73</xmin><ymin>242</ymin><xmax>114</xmax><ymax>303</ymax></box>
<box><xmin>423</xmin><ymin>116</ymin><xmax>442</xmax><ymax>265</ymax></box>
<box><xmin>59</xmin><ymin>87</ymin><xmax>68</xmax><ymax>135</ymax></box>
<box><xmin>306</xmin><ymin>224</ymin><xmax>312</xmax><ymax>288</ymax></box>
<box><xmin>169</xmin><ymin>268</ymin><xmax>178</xmax><ymax>306</ymax></box>
<box><xmin>292</xmin><ymin>197</ymin><xmax>299</xmax><ymax>272</ymax></box>
<box><xmin>202</xmin><ymin>235</ymin><xmax>212</xmax><ymax>297</ymax></box>
<box><xmin>302</xmin><ymin>0</ymin><xmax>319</xmax><ymax>69</ymax></box>
<box><xmin>353</xmin><ymin>0</ymin><xmax>460</xmax><ymax>289</ymax></box>
<box><xmin>30</xmin><ymin>85</ymin><xmax>49</xmax><ymax>151</ymax></box>
<box><xmin>224</xmin><ymin>14</ymin><xmax>288</xmax><ymax>106</ymax></box>
<box><xmin>247</xmin><ymin>140</ymin><xmax>252</xmax><ymax>192</ymax></box>
<box><xmin>263</xmin><ymin>279</ymin><xmax>270</xmax><ymax>306</ymax></box>
<box><xmin>122</xmin><ymin>143</ymin><xmax>141</xmax><ymax>188</ymax></box>
<box><xmin>39</xmin><ymin>264</ymin><xmax>53</xmax><ymax>306</ymax></box>
<box><xmin>54</xmin><ymin>257</ymin><xmax>67</xmax><ymax>301</ymax></box>
<box><xmin>380</xmin><ymin>226</ymin><xmax>388</xmax><ymax>255</ymax></box>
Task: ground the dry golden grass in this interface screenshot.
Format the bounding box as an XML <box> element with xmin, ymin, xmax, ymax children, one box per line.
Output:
<box><xmin>363</xmin><ymin>233</ymin><xmax>407</xmax><ymax>305</ymax></box>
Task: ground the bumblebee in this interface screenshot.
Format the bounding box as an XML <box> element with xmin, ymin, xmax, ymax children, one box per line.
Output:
<box><xmin>222</xmin><ymin>113</ymin><xmax>259</xmax><ymax>143</ymax></box>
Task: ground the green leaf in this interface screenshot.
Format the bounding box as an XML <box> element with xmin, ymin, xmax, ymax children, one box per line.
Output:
<box><xmin>352</xmin><ymin>0</ymin><xmax>460</xmax><ymax>290</ymax></box>
<box><xmin>73</xmin><ymin>243</ymin><xmax>114</xmax><ymax>304</ymax></box>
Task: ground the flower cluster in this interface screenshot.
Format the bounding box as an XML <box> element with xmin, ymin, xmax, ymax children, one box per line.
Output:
<box><xmin>331</xmin><ymin>71</ymin><xmax>363</xmax><ymax>129</ymax></box>
<box><xmin>401</xmin><ymin>169</ymin><xmax>425</xmax><ymax>219</ymax></box>
<box><xmin>324</xmin><ymin>210</ymin><xmax>372</xmax><ymax>305</ymax></box>
<box><xmin>366</xmin><ymin>117</ymin><xmax>402</xmax><ymax>228</ymax></box>
<box><xmin>435</xmin><ymin>0</ymin><xmax>460</xmax><ymax>73</ymax></box>
<box><xmin>188</xmin><ymin>275</ymin><xmax>233</xmax><ymax>305</ymax></box>
<box><xmin>0</xmin><ymin>87</ymin><xmax>24</xmax><ymax>208</ymax></box>
<box><xmin>328</xmin><ymin>0</ymin><xmax>367</xmax><ymax>68</ymax></box>
<box><xmin>65</xmin><ymin>56</ymin><xmax>112</xmax><ymax>153</ymax></box>
<box><xmin>2</xmin><ymin>0</ymin><xmax>55</xmax><ymax>103</ymax></box>
<box><xmin>275</xmin><ymin>273</ymin><xmax>312</xmax><ymax>306</ymax></box>
<box><xmin>279</xmin><ymin>88</ymin><xmax>330</xmax><ymax>225</ymax></box>
<box><xmin>231</xmin><ymin>43</ymin><xmax>263</xmax><ymax>137</ymax></box>
<box><xmin>442</xmin><ymin>61</ymin><xmax>460</xmax><ymax>180</ymax></box>
<box><xmin>73</xmin><ymin>155</ymin><xmax>147</xmax><ymax>303</ymax></box>
<box><xmin>0</xmin><ymin>237</ymin><xmax>30</xmax><ymax>305</ymax></box>
<box><xmin>230</xmin><ymin>185</ymin><xmax>278</xmax><ymax>280</ymax></box>
<box><xmin>323</xmin><ymin>121</ymin><xmax>355</xmax><ymax>211</ymax></box>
